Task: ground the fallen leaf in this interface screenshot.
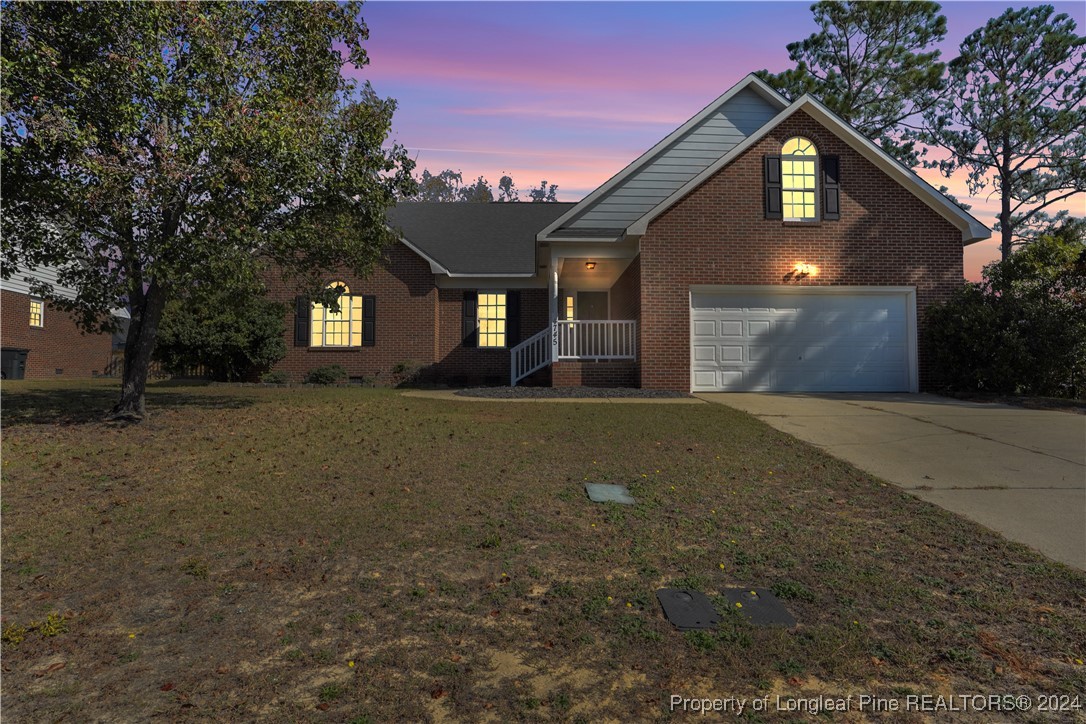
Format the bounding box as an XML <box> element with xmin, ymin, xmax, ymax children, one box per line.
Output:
<box><xmin>160</xmin><ymin>682</ymin><xmax>174</xmax><ymax>691</ymax></box>
<box><xmin>431</xmin><ymin>686</ymin><xmax>446</xmax><ymax>699</ymax></box>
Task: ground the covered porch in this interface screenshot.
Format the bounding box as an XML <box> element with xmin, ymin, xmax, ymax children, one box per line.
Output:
<box><xmin>511</xmin><ymin>245</ymin><xmax>640</xmax><ymax>386</ymax></box>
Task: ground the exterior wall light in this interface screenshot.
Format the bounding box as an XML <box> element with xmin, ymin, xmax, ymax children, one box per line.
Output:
<box><xmin>792</xmin><ymin>262</ymin><xmax>819</xmax><ymax>278</ymax></box>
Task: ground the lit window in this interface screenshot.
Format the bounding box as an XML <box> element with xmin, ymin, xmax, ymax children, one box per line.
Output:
<box><xmin>564</xmin><ymin>295</ymin><xmax>574</xmax><ymax>321</ymax></box>
<box><xmin>29</xmin><ymin>298</ymin><xmax>43</xmax><ymax>327</ymax></box>
<box><xmin>782</xmin><ymin>136</ymin><xmax>817</xmax><ymax>221</ymax></box>
<box><xmin>478</xmin><ymin>292</ymin><xmax>506</xmax><ymax>347</ymax></box>
<box><xmin>310</xmin><ymin>282</ymin><xmax>363</xmax><ymax>347</ymax></box>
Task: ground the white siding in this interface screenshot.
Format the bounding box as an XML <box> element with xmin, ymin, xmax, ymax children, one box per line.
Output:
<box><xmin>567</xmin><ymin>88</ymin><xmax>779</xmax><ymax>230</ymax></box>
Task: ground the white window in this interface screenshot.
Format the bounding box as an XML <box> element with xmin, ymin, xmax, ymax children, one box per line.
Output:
<box><xmin>478</xmin><ymin>291</ymin><xmax>506</xmax><ymax>347</ymax></box>
<box><xmin>564</xmin><ymin>295</ymin><xmax>574</xmax><ymax>321</ymax></box>
<box><xmin>29</xmin><ymin>298</ymin><xmax>43</xmax><ymax>327</ymax></box>
<box><xmin>310</xmin><ymin>282</ymin><xmax>363</xmax><ymax>347</ymax></box>
<box><xmin>782</xmin><ymin>136</ymin><xmax>818</xmax><ymax>221</ymax></box>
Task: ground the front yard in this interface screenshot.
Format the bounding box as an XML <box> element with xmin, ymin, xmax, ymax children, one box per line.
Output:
<box><xmin>2</xmin><ymin>380</ymin><xmax>1083</xmax><ymax>721</ymax></box>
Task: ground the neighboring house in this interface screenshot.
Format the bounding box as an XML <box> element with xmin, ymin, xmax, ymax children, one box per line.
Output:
<box><xmin>269</xmin><ymin>74</ymin><xmax>989</xmax><ymax>392</ymax></box>
<box><xmin>0</xmin><ymin>265</ymin><xmax>128</xmax><ymax>380</ymax></box>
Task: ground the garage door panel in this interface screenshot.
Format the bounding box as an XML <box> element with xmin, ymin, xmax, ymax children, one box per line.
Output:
<box><xmin>692</xmin><ymin>320</ymin><xmax>716</xmax><ymax>338</ymax></box>
<box><xmin>690</xmin><ymin>288</ymin><xmax>913</xmax><ymax>393</ymax></box>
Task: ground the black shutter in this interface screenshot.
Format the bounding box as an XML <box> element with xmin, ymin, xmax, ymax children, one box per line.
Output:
<box><xmin>506</xmin><ymin>290</ymin><xmax>521</xmax><ymax>347</ymax></box>
<box><xmin>294</xmin><ymin>296</ymin><xmax>309</xmax><ymax>347</ymax></box>
<box><xmin>764</xmin><ymin>155</ymin><xmax>783</xmax><ymax>220</ymax></box>
<box><xmin>362</xmin><ymin>295</ymin><xmax>376</xmax><ymax>347</ymax></box>
<box><xmin>462</xmin><ymin>291</ymin><xmax>478</xmax><ymax>348</ymax></box>
<box><xmin>822</xmin><ymin>155</ymin><xmax>840</xmax><ymax>220</ymax></box>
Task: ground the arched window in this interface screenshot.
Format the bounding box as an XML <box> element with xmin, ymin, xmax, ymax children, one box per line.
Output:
<box><xmin>781</xmin><ymin>136</ymin><xmax>818</xmax><ymax>221</ymax></box>
<box><xmin>311</xmin><ymin>281</ymin><xmax>363</xmax><ymax>347</ymax></box>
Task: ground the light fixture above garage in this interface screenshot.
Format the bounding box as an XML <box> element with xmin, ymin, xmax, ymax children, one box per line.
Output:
<box><xmin>792</xmin><ymin>262</ymin><xmax>819</xmax><ymax>278</ymax></box>
<box><xmin>585</xmin><ymin>261</ymin><xmax>597</xmax><ymax>270</ymax></box>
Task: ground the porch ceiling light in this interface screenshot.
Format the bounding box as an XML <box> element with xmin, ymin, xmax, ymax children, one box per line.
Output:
<box><xmin>585</xmin><ymin>261</ymin><xmax>597</xmax><ymax>270</ymax></box>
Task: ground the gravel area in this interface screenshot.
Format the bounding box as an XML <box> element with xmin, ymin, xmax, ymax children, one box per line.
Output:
<box><xmin>455</xmin><ymin>386</ymin><xmax>687</xmax><ymax>399</ymax></box>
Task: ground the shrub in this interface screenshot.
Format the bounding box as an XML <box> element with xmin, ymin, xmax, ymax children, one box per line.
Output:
<box><xmin>155</xmin><ymin>284</ymin><xmax>287</xmax><ymax>381</ymax></box>
<box><xmin>260</xmin><ymin>370</ymin><xmax>289</xmax><ymax>384</ymax></box>
<box><xmin>305</xmin><ymin>365</ymin><xmax>347</xmax><ymax>385</ymax></box>
<box><xmin>925</xmin><ymin>224</ymin><xmax>1086</xmax><ymax>398</ymax></box>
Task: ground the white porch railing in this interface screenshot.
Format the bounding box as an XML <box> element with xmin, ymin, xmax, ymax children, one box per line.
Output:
<box><xmin>558</xmin><ymin>320</ymin><xmax>637</xmax><ymax>360</ymax></box>
<box><xmin>510</xmin><ymin>320</ymin><xmax>638</xmax><ymax>386</ymax></box>
<box><xmin>510</xmin><ymin>327</ymin><xmax>551</xmax><ymax>386</ymax></box>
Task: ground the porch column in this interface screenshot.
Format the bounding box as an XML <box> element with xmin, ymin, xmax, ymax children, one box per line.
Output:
<box><xmin>549</xmin><ymin>257</ymin><xmax>559</xmax><ymax>362</ymax></box>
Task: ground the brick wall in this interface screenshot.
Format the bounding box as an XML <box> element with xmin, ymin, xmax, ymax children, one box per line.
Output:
<box><xmin>639</xmin><ymin>110</ymin><xmax>964</xmax><ymax>392</ymax></box>
<box><xmin>1</xmin><ymin>289</ymin><xmax>114</xmax><ymax>378</ymax></box>
<box><xmin>266</xmin><ymin>242</ymin><xmax>550</xmax><ymax>386</ymax></box>
<box><xmin>265</xmin><ymin>243</ymin><xmax>438</xmax><ymax>382</ymax></box>
<box><xmin>609</xmin><ymin>256</ymin><xmax>641</xmax><ymax>321</ymax></box>
<box><xmin>431</xmin><ymin>287</ymin><xmax>549</xmax><ymax>386</ymax></box>
<box><xmin>552</xmin><ymin>360</ymin><xmax>638</xmax><ymax>387</ymax></box>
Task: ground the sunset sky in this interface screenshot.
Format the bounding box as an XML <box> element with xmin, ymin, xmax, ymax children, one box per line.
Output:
<box><xmin>353</xmin><ymin>1</ymin><xmax>1085</xmax><ymax>280</ymax></box>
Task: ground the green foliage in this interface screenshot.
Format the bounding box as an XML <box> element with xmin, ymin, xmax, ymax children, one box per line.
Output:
<box><xmin>757</xmin><ymin>1</ymin><xmax>947</xmax><ymax>166</ymax></box>
<box><xmin>305</xmin><ymin>365</ymin><xmax>348</xmax><ymax>385</ymax></box>
<box><xmin>1</xmin><ymin>2</ymin><xmax>416</xmax><ymax>413</ymax></box>
<box><xmin>921</xmin><ymin>5</ymin><xmax>1086</xmax><ymax>257</ymax></box>
<box><xmin>771</xmin><ymin>580</ymin><xmax>816</xmax><ymax>603</ymax></box>
<box><xmin>155</xmin><ymin>286</ymin><xmax>286</xmax><ymax>381</ymax></box>
<box><xmin>1</xmin><ymin>623</ymin><xmax>27</xmax><ymax>648</ymax></box>
<box><xmin>924</xmin><ymin>221</ymin><xmax>1086</xmax><ymax>397</ymax></box>
<box><xmin>260</xmin><ymin>370</ymin><xmax>290</xmax><ymax>385</ymax></box>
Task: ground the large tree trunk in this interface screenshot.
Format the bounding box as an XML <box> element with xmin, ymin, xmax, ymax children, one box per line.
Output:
<box><xmin>112</xmin><ymin>279</ymin><xmax>167</xmax><ymax>420</ymax></box>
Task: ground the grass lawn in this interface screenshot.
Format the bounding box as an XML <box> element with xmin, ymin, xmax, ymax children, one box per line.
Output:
<box><xmin>2</xmin><ymin>380</ymin><xmax>1084</xmax><ymax>721</ymax></box>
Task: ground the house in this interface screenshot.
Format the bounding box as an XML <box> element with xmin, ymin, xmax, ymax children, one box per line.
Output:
<box><xmin>0</xmin><ymin>265</ymin><xmax>128</xmax><ymax>380</ymax></box>
<box><xmin>268</xmin><ymin>74</ymin><xmax>989</xmax><ymax>392</ymax></box>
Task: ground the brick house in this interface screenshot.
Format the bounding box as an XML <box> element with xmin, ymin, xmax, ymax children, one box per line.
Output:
<box><xmin>269</xmin><ymin>75</ymin><xmax>988</xmax><ymax>392</ymax></box>
<box><xmin>1</xmin><ymin>265</ymin><xmax>127</xmax><ymax>380</ymax></box>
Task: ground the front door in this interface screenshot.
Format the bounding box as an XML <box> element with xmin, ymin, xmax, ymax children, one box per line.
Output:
<box><xmin>577</xmin><ymin>291</ymin><xmax>608</xmax><ymax>320</ymax></box>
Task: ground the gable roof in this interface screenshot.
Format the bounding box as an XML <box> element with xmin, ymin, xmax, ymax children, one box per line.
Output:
<box><xmin>538</xmin><ymin>74</ymin><xmax>789</xmax><ymax>241</ymax></box>
<box><xmin>626</xmin><ymin>94</ymin><xmax>990</xmax><ymax>244</ymax></box>
<box><xmin>388</xmin><ymin>202</ymin><xmax>575</xmax><ymax>277</ymax></box>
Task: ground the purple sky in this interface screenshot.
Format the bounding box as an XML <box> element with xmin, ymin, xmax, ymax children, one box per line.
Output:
<box><xmin>354</xmin><ymin>1</ymin><xmax>1085</xmax><ymax>280</ymax></box>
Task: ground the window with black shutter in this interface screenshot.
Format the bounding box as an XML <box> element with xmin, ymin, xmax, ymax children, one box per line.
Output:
<box><xmin>462</xmin><ymin>291</ymin><xmax>478</xmax><ymax>348</ymax></box>
<box><xmin>362</xmin><ymin>295</ymin><xmax>376</xmax><ymax>346</ymax></box>
<box><xmin>764</xmin><ymin>155</ymin><xmax>782</xmax><ymax>219</ymax></box>
<box><xmin>294</xmin><ymin>296</ymin><xmax>309</xmax><ymax>347</ymax></box>
<box><xmin>506</xmin><ymin>291</ymin><xmax>521</xmax><ymax>347</ymax></box>
<box><xmin>822</xmin><ymin>155</ymin><xmax>840</xmax><ymax>220</ymax></box>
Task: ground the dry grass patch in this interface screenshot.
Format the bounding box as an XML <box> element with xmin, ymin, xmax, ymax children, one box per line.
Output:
<box><xmin>1</xmin><ymin>379</ymin><xmax>1084</xmax><ymax>721</ymax></box>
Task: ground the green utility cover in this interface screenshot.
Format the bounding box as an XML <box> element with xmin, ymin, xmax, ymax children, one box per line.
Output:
<box><xmin>584</xmin><ymin>483</ymin><xmax>636</xmax><ymax>505</ymax></box>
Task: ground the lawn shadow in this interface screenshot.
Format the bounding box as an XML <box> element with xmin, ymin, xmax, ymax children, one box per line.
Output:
<box><xmin>1</xmin><ymin>381</ymin><xmax>255</xmax><ymax>427</ymax></box>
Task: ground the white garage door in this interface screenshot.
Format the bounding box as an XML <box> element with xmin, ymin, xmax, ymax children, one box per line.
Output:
<box><xmin>690</xmin><ymin>287</ymin><xmax>915</xmax><ymax>392</ymax></box>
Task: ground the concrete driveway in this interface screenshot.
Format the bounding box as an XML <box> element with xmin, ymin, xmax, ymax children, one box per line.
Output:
<box><xmin>697</xmin><ymin>393</ymin><xmax>1086</xmax><ymax>569</ymax></box>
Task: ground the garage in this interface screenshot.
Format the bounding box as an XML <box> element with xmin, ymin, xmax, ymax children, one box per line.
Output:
<box><xmin>689</xmin><ymin>286</ymin><xmax>916</xmax><ymax>392</ymax></box>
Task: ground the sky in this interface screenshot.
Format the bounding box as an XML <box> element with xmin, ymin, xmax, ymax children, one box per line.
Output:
<box><xmin>353</xmin><ymin>1</ymin><xmax>1086</xmax><ymax>281</ymax></box>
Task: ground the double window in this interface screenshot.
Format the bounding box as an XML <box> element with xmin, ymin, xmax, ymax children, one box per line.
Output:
<box><xmin>29</xmin><ymin>298</ymin><xmax>43</xmax><ymax>327</ymax></box>
<box><xmin>310</xmin><ymin>282</ymin><xmax>364</xmax><ymax>347</ymax></box>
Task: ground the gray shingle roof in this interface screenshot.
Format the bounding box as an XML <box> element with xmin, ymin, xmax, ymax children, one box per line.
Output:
<box><xmin>387</xmin><ymin>202</ymin><xmax>575</xmax><ymax>276</ymax></box>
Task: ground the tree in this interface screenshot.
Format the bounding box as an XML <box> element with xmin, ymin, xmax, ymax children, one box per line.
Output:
<box><xmin>497</xmin><ymin>174</ymin><xmax>518</xmax><ymax>202</ymax></box>
<box><xmin>155</xmin><ymin>284</ymin><xmax>286</xmax><ymax>382</ymax></box>
<box><xmin>527</xmin><ymin>180</ymin><xmax>558</xmax><ymax>203</ymax></box>
<box><xmin>459</xmin><ymin>175</ymin><xmax>494</xmax><ymax>203</ymax></box>
<box><xmin>924</xmin><ymin>216</ymin><xmax>1086</xmax><ymax>396</ymax></box>
<box><xmin>415</xmin><ymin>168</ymin><xmax>464</xmax><ymax>202</ymax></box>
<box><xmin>921</xmin><ymin>5</ymin><xmax>1086</xmax><ymax>260</ymax></box>
<box><xmin>1</xmin><ymin>2</ymin><xmax>416</xmax><ymax>418</ymax></box>
<box><xmin>756</xmin><ymin>1</ymin><xmax>947</xmax><ymax>166</ymax></box>
<box><xmin>410</xmin><ymin>168</ymin><xmax>558</xmax><ymax>202</ymax></box>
